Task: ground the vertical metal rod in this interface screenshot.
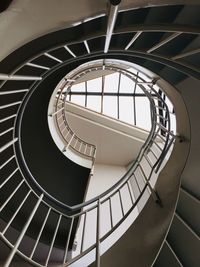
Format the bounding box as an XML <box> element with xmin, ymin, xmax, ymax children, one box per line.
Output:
<box><xmin>64</xmin><ymin>46</ymin><xmax>76</xmax><ymax>58</ymax></box>
<box><xmin>63</xmin><ymin>217</ymin><xmax>74</xmax><ymax>263</ymax></box>
<box><xmin>117</xmin><ymin>73</ymin><xmax>121</xmax><ymax>119</ymax></box>
<box><xmin>30</xmin><ymin>208</ymin><xmax>51</xmax><ymax>259</ymax></box>
<box><xmin>0</xmin><ymin>155</ymin><xmax>15</xmax><ymax>170</ymax></box>
<box><xmin>101</xmin><ymin>76</ymin><xmax>105</xmax><ymax>114</ymax></box>
<box><xmin>84</xmin><ymin>144</ymin><xmax>88</xmax><ymax>154</ymax></box>
<box><xmin>0</xmin><ymin>168</ymin><xmax>19</xmax><ymax>189</ymax></box>
<box><xmin>133</xmin><ymin>73</ymin><xmax>138</xmax><ymax>125</ymax></box>
<box><xmin>125</xmin><ymin>31</ymin><xmax>142</xmax><ymax>50</ymax></box>
<box><xmin>118</xmin><ymin>190</ymin><xmax>125</xmax><ymax>216</ymax></box>
<box><xmin>127</xmin><ymin>181</ymin><xmax>134</xmax><ymax>206</ymax></box>
<box><xmin>109</xmin><ymin>197</ymin><xmax>113</xmax><ymax>228</ymax></box>
<box><xmin>134</xmin><ymin>173</ymin><xmax>142</xmax><ymax>193</ymax></box>
<box><xmin>2</xmin><ymin>190</ymin><xmax>31</xmax><ymax>235</ymax></box>
<box><xmin>0</xmin><ymin>180</ymin><xmax>24</xmax><ymax>212</ymax></box>
<box><xmin>0</xmin><ymin>101</ymin><xmax>21</xmax><ymax>110</ymax></box>
<box><xmin>85</xmin><ymin>81</ymin><xmax>88</xmax><ymax>107</ymax></box>
<box><xmin>0</xmin><ymin>138</ymin><xmax>18</xmax><ymax>153</ymax></box>
<box><xmin>104</xmin><ymin>2</ymin><xmax>120</xmax><ymax>53</ymax></box>
<box><xmin>4</xmin><ymin>194</ymin><xmax>43</xmax><ymax>267</ymax></box>
<box><xmin>0</xmin><ymin>74</ymin><xmax>42</xmax><ymax>81</ymax></box>
<box><xmin>45</xmin><ymin>214</ymin><xmax>62</xmax><ymax>266</ymax></box>
<box><xmin>0</xmin><ymin>127</ymin><xmax>14</xmax><ymax>137</ymax></box>
<box><xmin>96</xmin><ymin>200</ymin><xmax>101</xmax><ymax>267</ymax></box>
<box><xmin>84</xmin><ymin>40</ymin><xmax>90</xmax><ymax>54</ymax></box>
<box><xmin>0</xmin><ymin>114</ymin><xmax>16</xmax><ymax>123</ymax></box>
<box><xmin>44</xmin><ymin>52</ymin><xmax>63</xmax><ymax>63</ymax></box>
<box><xmin>80</xmin><ymin>212</ymin><xmax>87</xmax><ymax>253</ymax></box>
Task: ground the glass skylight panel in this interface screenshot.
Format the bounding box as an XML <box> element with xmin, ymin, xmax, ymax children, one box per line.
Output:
<box><xmin>119</xmin><ymin>75</ymin><xmax>135</xmax><ymax>93</ymax></box>
<box><xmin>119</xmin><ymin>97</ymin><xmax>134</xmax><ymax>124</ymax></box>
<box><xmin>104</xmin><ymin>73</ymin><xmax>119</xmax><ymax>93</ymax></box>
<box><xmin>135</xmin><ymin>84</ymin><xmax>144</xmax><ymax>94</ymax></box>
<box><xmin>103</xmin><ymin>96</ymin><xmax>118</xmax><ymax>118</ymax></box>
<box><xmin>87</xmin><ymin>77</ymin><xmax>102</xmax><ymax>92</ymax></box>
<box><xmin>135</xmin><ymin>97</ymin><xmax>151</xmax><ymax>130</ymax></box>
<box><xmin>70</xmin><ymin>95</ymin><xmax>85</xmax><ymax>106</ymax></box>
<box><xmin>87</xmin><ymin>95</ymin><xmax>101</xmax><ymax>112</ymax></box>
<box><xmin>71</xmin><ymin>82</ymin><xmax>85</xmax><ymax>92</ymax></box>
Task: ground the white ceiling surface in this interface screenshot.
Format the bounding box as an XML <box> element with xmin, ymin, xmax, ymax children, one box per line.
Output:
<box><xmin>66</xmin><ymin>102</ymin><xmax>148</xmax><ymax>166</ymax></box>
<box><xmin>0</xmin><ymin>0</ymin><xmax>197</xmax><ymax>61</ymax></box>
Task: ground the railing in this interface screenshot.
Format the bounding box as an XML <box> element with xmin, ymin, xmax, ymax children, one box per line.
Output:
<box><xmin>0</xmin><ymin>62</ymin><xmax>176</xmax><ymax>266</ymax></box>
<box><xmin>50</xmin><ymin>92</ymin><xmax>97</xmax><ymax>161</ymax></box>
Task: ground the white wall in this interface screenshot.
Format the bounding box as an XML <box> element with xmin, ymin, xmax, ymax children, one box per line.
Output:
<box><xmin>85</xmin><ymin>164</ymin><xmax>127</xmax><ymax>200</ymax></box>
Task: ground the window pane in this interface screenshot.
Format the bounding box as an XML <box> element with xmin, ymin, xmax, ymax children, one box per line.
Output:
<box><xmin>119</xmin><ymin>97</ymin><xmax>134</xmax><ymax>124</ymax></box>
<box><xmin>120</xmin><ymin>74</ymin><xmax>135</xmax><ymax>93</ymax></box>
<box><xmin>135</xmin><ymin>97</ymin><xmax>151</xmax><ymax>130</ymax></box>
<box><xmin>87</xmin><ymin>95</ymin><xmax>101</xmax><ymax>112</ymax></box>
<box><xmin>87</xmin><ymin>77</ymin><xmax>102</xmax><ymax>92</ymax></box>
<box><xmin>71</xmin><ymin>82</ymin><xmax>85</xmax><ymax>92</ymax></box>
<box><xmin>71</xmin><ymin>95</ymin><xmax>85</xmax><ymax>106</ymax></box>
<box><xmin>103</xmin><ymin>96</ymin><xmax>117</xmax><ymax>118</ymax></box>
<box><xmin>104</xmin><ymin>73</ymin><xmax>119</xmax><ymax>93</ymax></box>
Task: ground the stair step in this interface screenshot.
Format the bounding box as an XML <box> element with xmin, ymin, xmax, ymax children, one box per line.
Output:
<box><xmin>167</xmin><ymin>213</ymin><xmax>200</xmax><ymax>267</ymax></box>
<box><xmin>153</xmin><ymin>241</ymin><xmax>183</xmax><ymax>267</ymax></box>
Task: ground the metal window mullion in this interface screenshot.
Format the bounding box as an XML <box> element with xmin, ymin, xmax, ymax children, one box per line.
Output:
<box><xmin>4</xmin><ymin>194</ymin><xmax>44</xmax><ymax>267</ymax></box>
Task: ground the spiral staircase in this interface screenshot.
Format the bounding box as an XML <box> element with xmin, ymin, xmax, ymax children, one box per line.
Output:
<box><xmin>0</xmin><ymin>0</ymin><xmax>200</xmax><ymax>266</ymax></box>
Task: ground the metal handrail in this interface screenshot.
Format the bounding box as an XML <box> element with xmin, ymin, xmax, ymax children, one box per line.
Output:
<box><xmin>0</xmin><ymin>58</ymin><xmax>176</xmax><ymax>266</ymax></box>
<box><xmin>0</xmin><ymin>10</ymin><xmax>179</xmax><ymax>265</ymax></box>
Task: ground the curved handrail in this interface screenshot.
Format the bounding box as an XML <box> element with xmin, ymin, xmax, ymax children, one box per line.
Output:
<box><xmin>0</xmin><ymin>19</ymin><xmax>179</xmax><ymax>267</ymax></box>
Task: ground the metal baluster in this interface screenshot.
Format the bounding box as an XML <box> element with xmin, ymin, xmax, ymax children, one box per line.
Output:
<box><xmin>118</xmin><ymin>190</ymin><xmax>125</xmax><ymax>216</ymax></box>
<box><xmin>0</xmin><ymin>180</ymin><xmax>24</xmax><ymax>212</ymax></box>
<box><xmin>30</xmin><ymin>208</ymin><xmax>51</xmax><ymax>259</ymax></box>
<box><xmin>96</xmin><ymin>200</ymin><xmax>101</xmax><ymax>267</ymax></box>
<box><xmin>81</xmin><ymin>212</ymin><xmax>87</xmax><ymax>253</ymax></box>
<box><xmin>127</xmin><ymin>181</ymin><xmax>134</xmax><ymax>206</ymax></box>
<box><xmin>109</xmin><ymin>197</ymin><xmax>113</xmax><ymax>229</ymax></box>
<box><xmin>0</xmin><ymin>138</ymin><xmax>18</xmax><ymax>153</ymax></box>
<box><xmin>0</xmin><ymin>155</ymin><xmax>15</xmax><ymax>170</ymax></box>
<box><xmin>2</xmin><ymin>190</ymin><xmax>31</xmax><ymax>235</ymax></box>
<box><xmin>4</xmin><ymin>194</ymin><xmax>43</xmax><ymax>267</ymax></box>
<box><xmin>45</xmin><ymin>214</ymin><xmax>62</xmax><ymax>266</ymax></box>
<box><xmin>63</xmin><ymin>217</ymin><xmax>74</xmax><ymax>263</ymax></box>
<box><xmin>0</xmin><ymin>168</ymin><xmax>19</xmax><ymax>189</ymax></box>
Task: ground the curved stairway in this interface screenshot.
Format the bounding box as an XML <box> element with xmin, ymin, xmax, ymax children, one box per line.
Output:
<box><xmin>0</xmin><ymin>1</ymin><xmax>200</xmax><ymax>266</ymax></box>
